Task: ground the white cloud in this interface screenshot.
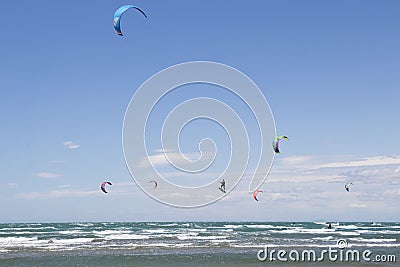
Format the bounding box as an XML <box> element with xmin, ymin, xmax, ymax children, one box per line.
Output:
<box><xmin>349</xmin><ymin>203</ymin><xmax>368</xmax><ymax>208</ymax></box>
<box><xmin>267</xmin><ymin>172</ymin><xmax>341</xmax><ymax>184</ymax></box>
<box><xmin>64</xmin><ymin>141</ymin><xmax>80</xmax><ymax>149</ymax></box>
<box><xmin>137</xmin><ymin>150</ymin><xmax>210</xmax><ymax>168</ymax></box>
<box><xmin>276</xmin><ymin>155</ymin><xmax>317</xmax><ymax>170</ymax></box>
<box><xmin>36</xmin><ymin>172</ymin><xmax>62</xmax><ymax>179</ymax></box>
<box><xmin>274</xmin><ymin>155</ymin><xmax>400</xmax><ymax>174</ymax></box>
<box><xmin>7</xmin><ymin>183</ymin><xmax>18</xmax><ymax>188</ymax></box>
<box><xmin>268</xmin><ymin>192</ymin><xmax>298</xmax><ymax>201</ymax></box>
<box><xmin>339</xmin><ymin>166</ymin><xmax>399</xmax><ymax>184</ymax></box>
<box><xmin>15</xmin><ymin>181</ymin><xmax>140</xmax><ymax>200</ymax></box>
<box><xmin>383</xmin><ymin>189</ymin><xmax>400</xmax><ymax>196</ymax></box>
<box><xmin>313</xmin><ymin>156</ymin><xmax>400</xmax><ymax>169</ymax></box>
<box><xmin>49</xmin><ymin>160</ymin><xmax>66</xmax><ymax>163</ymax></box>
<box><xmin>16</xmin><ymin>189</ymin><xmax>99</xmax><ymax>199</ymax></box>
<box><xmin>111</xmin><ymin>181</ymin><xmax>138</xmax><ymax>187</ymax></box>
<box><xmin>57</xmin><ymin>184</ymin><xmax>71</xmax><ymax>188</ymax></box>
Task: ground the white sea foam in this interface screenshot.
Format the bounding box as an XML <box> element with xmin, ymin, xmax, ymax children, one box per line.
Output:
<box><xmin>188</xmin><ymin>228</ymin><xmax>207</xmax><ymax>232</ymax></box>
<box><xmin>336</xmin><ymin>231</ymin><xmax>361</xmax><ymax>236</ymax></box>
<box><xmin>349</xmin><ymin>243</ymin><xmax>400</xmax><ymax>248</ymax></box>
<box><xmin>231</xmin><ymin>243</ymin><xmax>333</xmax><ymax>248</ymax></box>
<box><xmin>143</xmin><ymin>242</ymin><xmax>194</xmax><ymax>248</ymax></box>
<box><xmin>335</xmin><ymin>225</ymin><xmax>358</xmax><ymax>230</ymax></box>
<box><xmin>0</xmin><ymin>231</ymin><xmax>50</xmax><ymax>235</ymax></box>
<box><xmin>92</xmin><ymin>229</ymin><xmax>132</xmax><ymax>235</ymax></box>
<box><xmin>51</xmin><ymin>238</ymin><xmax>93</xmax><ymax>245</ymax></box>
<box><xmin>141</xmin><ymin>229</ymin><xmax>169</xmax><ymax>234</ymax></box>
<box><xmin>149</xmin><ymin>233</ymin><xmax>176</xmax><ymax>238</ymax></box>
<box><xmin>223</xmin><ymin>225</ymin><xmax>243</xmax><ymax>229</ymax></box>
<box><xmin>188</xmin><ymin>235</ymin><xmax>228</xmax><ymax>240</ymax></box>
<box><xmin>245</xmin><ymin>224</ymin><xmax>283</xmax><ymax>229</ymax></box>
<box><xmin>176</xmin><ymin>234</ymin><xmax>227</xmax><ymax>241</ymax></box>
<box><xmin>72</xmin><ymin>223</ymin><xmax>94</xmax><ymax>227</ymax></box>
<box><xmin>220</xmin><ymin>229</ymin><xmax>234</xmax><ymax>232</ymax></box>
<box><xmin>0</xmin><ymin>226</ymin><xmax>56</xmax><ymax>231</ymax></box>
<box><xmin>269</xmin><ymin>228</ymin><xmax>335</xmax><ymax>234</ymax></box>
<box><xmin>59</xmin><ymin>230</ymin><xmax>86</xmax><ymax>235</ymax></box>
<box><xmin>0</xmin><ymin>236</ymin><xmax>38</xmax><ymax>246</ymax></box>
<box><xmin>312</xmin><ymin>236</ymin><xmax>335</xmax><ymax>241</ymax></box>
<box><xmin>104</xmin><ymin>234</ymin><xmax>150</xmax><ymax>240</ymax></box>
<box><xmin>210</xmin><ymin>239</ymin><xmax>237</xmax><ymax>243</ymax></box>
<box><xmin>165</xmin><ymin>223</ymin><xmax>179</xmax><ymax>226</ymax></box>
<box><xmin>349</xmin><ymin>237</ymin><xmax>397</xmax><ymax>243</ymax></box>
<box><xmin>356</xmin><ymin>229</ymin><xmax>399</xmax><ymax>235</ymax></box>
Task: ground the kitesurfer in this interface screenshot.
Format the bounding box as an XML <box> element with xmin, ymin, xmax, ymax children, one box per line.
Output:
<box><xmin>220</xmin><ymin>179</ymin><xmax>226</xmax><ymax>192</ymax></box>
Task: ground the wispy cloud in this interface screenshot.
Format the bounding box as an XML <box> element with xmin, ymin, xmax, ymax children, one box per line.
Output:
<box><xmin>7</xmin><ymin>183</ymin><xmax>18</xmax><ymax>188</ymax></box>
<box><xmin>349</xmin><ymin>203</ymin><xmax>368</xmax><ymax>208</ymax></box>
<box><xmin>16</xmin><ymin>189</ymin><xmax>99</xmax><ymax>199</ymax></box>
<box><xmin>339</xmin><ymin>165</ymin><xmax>400</xmax><ymax>184</ymax></box>
<box><xmin>274</xmin><ymin>155</ymin><xmax>400</xmax><ymax>173</ymax></box>
<box><xmin>36</xmin><ymin>172</ymin><xmax>62</xmax><ymax>179</ymax></box>
<box><xmin>57</xmin><ymin>184</ymin><xmax>71</xmax><ymax>188</ymax></box>
<box><xmin>267</xmin><ymin>192</ymin><xmax>298</xmax><ymax>201</ymax></box>
<box><xmin>275</xmin><ymin>155</ymin><xmax>318</xmax><ymax>170</ymax></box>
<box><xmin>16</xmin><ymin>182</ymin><xmax>140</xmax><ymax>200</ymax></box>
<box><xmin>383</xmin><ymin>189</ymin><xmax>400</xmax><ymax>196</ymax></box>
<box><xmin>314</xmin><ymin>156</ymin><xmax>400</xmax><ymax>169</ymax></box>
<box><xmin>137</xmin><ymin>149</ymin><xmax>211</xmax><ymax>168</ymax></box>
<box><xmin>64</xmin><ymin>141</ymin><xmax>80</xmax><ymax>149</ymax></box>
<box><xmin>49</xmin><ymin>160</ymin><xmax>66</xmax><ymax>163</ymax></box>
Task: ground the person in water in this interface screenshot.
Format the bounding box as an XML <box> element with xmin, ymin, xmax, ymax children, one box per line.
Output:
<box><xmin>220</xmin><ymin>179</ymin><xmax>226</xmax><ymax>191</ymax></box>
<box><xmin>328</xmin><ymin>223</ymin><xmax>332</xmax><ymax>229</ymax></box>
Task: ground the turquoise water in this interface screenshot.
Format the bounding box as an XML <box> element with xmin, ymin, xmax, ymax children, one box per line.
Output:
<box><xmin>0</xmin><ymin>222</ymin><xmax>398</xmax><ymax>266</ymax></box>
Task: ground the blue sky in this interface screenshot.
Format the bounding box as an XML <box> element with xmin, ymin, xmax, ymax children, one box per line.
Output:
<box><xmin>1</xmin><ymin>0</ymin><xmax>399</xmax><ymax>222</ymax></box>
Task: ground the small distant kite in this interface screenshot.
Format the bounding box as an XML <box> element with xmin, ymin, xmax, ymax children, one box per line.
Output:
<box><xmin>219</xmin><ymin>179</ymin><xmax>226</xmax><ymax>193</ymax></box>
<box><xmin>273</xmin><ymin>135</ymin><xmax>289</xmax><ymax>153</ymax></box>
<box><xmin>253</xmin><ymin>189</ymin><xmax>263</xmax><ymax>201</ymax></box>
<box><xmin>345</xmin><ymin>182</ymin><xmax>353</xmax><ymax>192</ymax></box>
<box><xmin>113</xmin><ymin>5</ymin><xmax>147</xmax><ymax>36</ymax></box>
<box><xmin>149</xmin><ymin>180</ymin><xmax>158</xmax><ymax>189</ymax></box>
<box><xmin>101</xmin><ymin>181</ymin><xmax>112</xmax><ymax>193</ymax></box>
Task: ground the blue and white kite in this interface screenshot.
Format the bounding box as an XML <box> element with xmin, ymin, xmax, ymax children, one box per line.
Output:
<box><xmin>113</xmin><ymin>5</ymin><xmax>147</xmax><ymax>36</ymax></box>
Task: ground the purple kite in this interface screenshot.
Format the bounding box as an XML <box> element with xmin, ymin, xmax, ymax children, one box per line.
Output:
<box><xmin>101</xmin><ymin>181</ymin><xmax>112</xmax><ymax>193</ymax></box>
<box><xmin>149</xmin><ymin>180</ymin><xmax>158</xmax><ymax>189</ymax></box>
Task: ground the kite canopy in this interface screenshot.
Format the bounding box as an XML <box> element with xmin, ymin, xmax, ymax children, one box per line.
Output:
<box><xmin>113</xmin><ymin>5</ymin><xmax>147</xmax><ymax>36</ymax></box>
<box><xmin>272</xmin><ymin>135</ymin><xmax>289</xmax><ymax>153</ymax></box>
<box><xmin>101</xmin><ymin>181</ymin><xmax>112</xmax><ymax>193</ymax></box>
<box><xmin>253</xmin><ymin>190</ymin><xmax>263</xmax><ymax>201</ymax></box>
<box><xmin>345</xmin><ymin>182</ymin><xmax>353</xmax><ymax>192</ymax></box>
<box><xmin>149</xmin><ymin>180</ymin><xmax>158</xmax><ymax>189</ymax></box>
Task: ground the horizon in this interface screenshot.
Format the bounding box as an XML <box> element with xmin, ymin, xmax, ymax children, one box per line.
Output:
<box><xmin>1</xmin><ymin>220</ymin><xmax>399</xmax><ymax>224</ymax></box>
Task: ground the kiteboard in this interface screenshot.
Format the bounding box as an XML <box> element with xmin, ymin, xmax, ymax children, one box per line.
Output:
<box><xmin>219</xmin><ymin>187</ymin><xmax>226</xmax><ymax>193</ymax></box>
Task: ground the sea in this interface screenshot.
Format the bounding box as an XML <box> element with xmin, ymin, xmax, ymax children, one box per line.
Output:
<box><xmin>0</xmin><ymin>222</ymin><xmax>398</xmax><ymax>266</ymax></box>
